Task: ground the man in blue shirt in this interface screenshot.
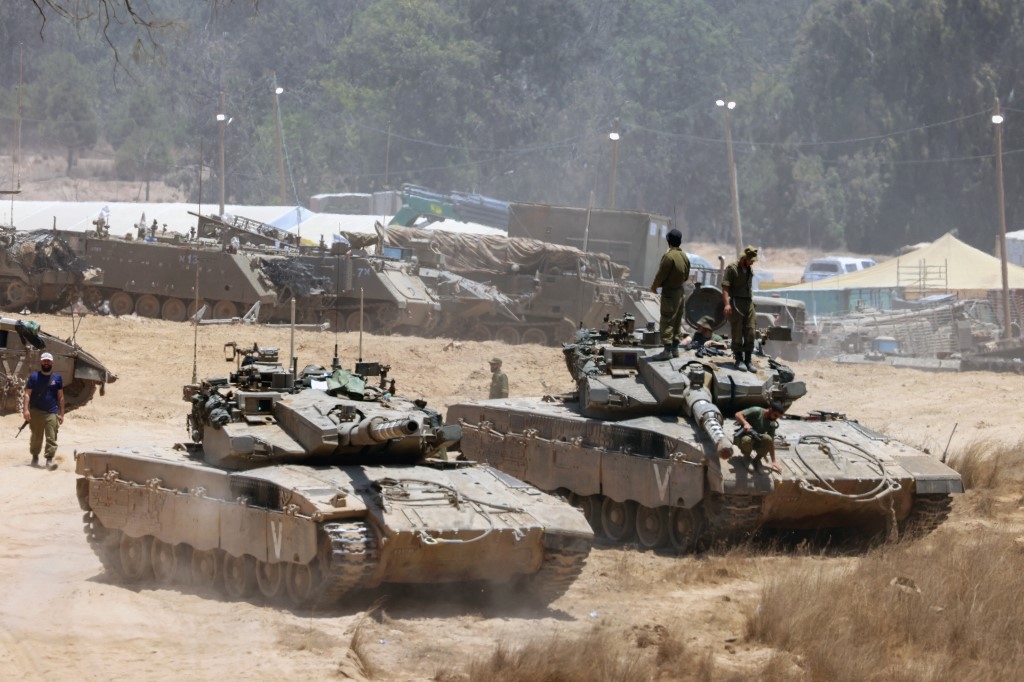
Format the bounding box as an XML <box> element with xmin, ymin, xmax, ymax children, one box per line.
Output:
<box><xmin>23</xmin><ymin>352</ymin><xmax>64</xmax><ymax>470</ymax></box>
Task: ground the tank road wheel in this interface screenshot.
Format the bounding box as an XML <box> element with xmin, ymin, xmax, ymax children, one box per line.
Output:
<box><xmin>346</xmin><ymin>311</ymin><xmax>373</xmax><ymax>334</ymax></box>
<box><xmin>635</xmin><ymin>506</ymin><xmax>670</xmax><ymax>549</ymax></box>
<box><xmin>495</xmin><ymin>326</ymin><xmax>521</xmax><ymax>345</ymax></box>
<box><xmin>190</xmin><ymin>548</ymin><xmax>220</xmax><ymax>589</ymax></box>
<box><xmin>600</xmin><ymin>498</ymin><xmax>637</xmax><ymax>543</ymax></box>
<box><xmin>109</xmin><ymin>292</ymin><xmax>135</xmax><ymax>317</ymax></box>
<box><xmin>151</xmin><ymin>540</ymin><xmax>180</xmax><ymax>584</ymax></box>
<box><xmin>6</xmin><ymin>280</ymin><xmax>34</xmax><ymax>308</ymax></box>
<box><xmin>285</xmin><ymin>562</ymin><xmax>323</xmax><ymax>607</ymax></box>
<box><xmin>160</xmin><ymin>297</ymin><xmax>187</xmax><ymax>322</ymax></box>
<box><xmin>222</xmin><ymin>554</ymin><xmax>256</xmax><ymax>600</ymax></box>
<box><xmin>669</xmin><ymin>506</ymin><xmax>704</xmax><ymax>553</ymax></box>
<box><xmin>212</xmin><ymin>300</ymin><xmax>238</xmax><ymax>319</ymax></box>
<box><xmin>569</xmin><ymin>493</ymin><xmax>601</xmax><ymax>530</ymax></box>
<box><xmin>135</xmin><ymin>294</ymin><xmax>160</xmax><ymax>318</ymax></box>
<box><xmin>323</xmin><ymin>309</ymin><xmax>343</xmax><ymax>332</ymax></box>
<box><xmin>520</xmin><ymin>327</ymin><xmax>549</xmax><ymax>346</ymax></box>
<box><xmin>256</xmin><ymin>560</ymin><xmax>284</xmax><ymax>600</ymax></box>
<box><xmin>119</xmin><ymin>534</ymin><xmax>153</xmax><ymax>581</ymax></box>
<box><xmin>187</xmin><ymin>299</ymin><xmax>209</xmax><ymax>320</ymax></box>
<box><xmin>465</xmin><ymin>323</ymin><xmax>491</xmax><ymax>341</ymax></box>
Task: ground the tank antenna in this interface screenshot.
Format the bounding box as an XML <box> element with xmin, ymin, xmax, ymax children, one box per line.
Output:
<box><xmin>358</xmin><ymin>287</ymin><xmax>364</xmax><ymax>362</ymax></box>
<box><xmin>191</xmin><ymin>261</ymin><xmax>199</xmax><ymax>384</ymax></box>
<box><xmin>332</xmin><ymin>248</ymin><xmax>340</xmax><ymax>370</ymax></box>
<box><xmin>290</xmin><ymin>296</ymin><xmax>296</xmax><ymax>379</ymax></box>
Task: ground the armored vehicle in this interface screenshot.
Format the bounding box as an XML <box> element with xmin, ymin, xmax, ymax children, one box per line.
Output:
<box><xmin>75</xmin><ymin>344</ymin><xmax>591</xmax><ymax>608</ymax></box>
<box><xmin>0</xmin><ymin>228</ymin><xmax>100</xmax><ymax>311</ymax></box>
<box><xmin>448</xmin><ymin>292</ymin><xmax>963</xmax><ymax>552</ymax></box>
<box><xmin>0</xmin><ymin>316</ymin><xmax>116</xmax><ymax>412</ymax></box>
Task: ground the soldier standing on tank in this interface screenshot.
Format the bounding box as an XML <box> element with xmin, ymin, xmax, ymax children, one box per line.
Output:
<box><xmin>488</xmin><ymin>357</ymin><xmax>508</xmax><ymax>399</ymax></box>
<box><xmin>23</xmin><ymin>352</ymin><xmax>64</xmax><ymax>470</ymax></box>
<box><xmin>734</xmin><ymin>401</ymin><xmax>783</xmax><ymax>473</ymax></box>
<box><xmin>649</xmin><ymin>228</ymin><xmax>691</xmax><ymax>360</ymax></box>
<box><xmin>722</xmin><ymin>245</ymin><xmax>759</xmax><ymax>372</ymax></box>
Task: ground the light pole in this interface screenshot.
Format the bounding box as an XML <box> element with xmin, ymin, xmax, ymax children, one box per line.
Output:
<box><xmin>217</xmin><ymin>91</ymin><xmax>227</xmax><ymax>217</ymax></box>
<box><xmin>993</xmin><ymin>96</ymin><xmax>1012</xmax><ymax>338</ymax></box>
<box><xmin>608</xmin><ymin>118</ymin><xmax>620</xmax><ymax>209</ymax></box>
<box><xmin>272</xmin><ymin>73</ymin><xmax>288</xmax><ymax>205</ymax></box>
<box><xmin>716</xmin><ymin>98</ymin><xmax>744</xmax><ymax>255</ymax></box>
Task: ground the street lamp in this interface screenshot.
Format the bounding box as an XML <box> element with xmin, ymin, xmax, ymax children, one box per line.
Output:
<box><xmin>993</xmin><ymin>96</ymin><xmax>1012</xmax><ymax>338</ymax></box>
<box><xmin>272</xmin><ymin>72</ymin><xmax>288</xmax><ymax>205</ymax></box>
<box><xmin>716</xmin><ymin>98</ymin><xmax>744</xmax><ymax>255</ymax></box>
<box><xmin>216</xmin><ymin>91</ymin><xmax>227</xmax><ymax>217</ymax></box>
<box><xmin>608</xmin><ymin>118</ymin><xmax>620</xmax><ymax>209</ymax></box>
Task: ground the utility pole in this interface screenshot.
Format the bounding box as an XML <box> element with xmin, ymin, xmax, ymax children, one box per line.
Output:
<box><xmin>993</xmin><ymin>96</ymin><xmax>1012</xmax><ymax>338</ymax></box>
<box><xmin>717</xmin><ymin>99</ymin><xmax>744</xmax><ymax>255</ymax></box>
<box><xmin>272</xmin><ymin>72</ymin><xmax>287</xmax><ymax>205</ymax></box>
<box><xmin>608</xmin><ymin>118</ymin><xmax>620</xmax><ymax>209</ymax></box>
<box><xmin>218</xmin><ymin>91</ymin><xmax>226</xmax><ymax>217</ymax></box>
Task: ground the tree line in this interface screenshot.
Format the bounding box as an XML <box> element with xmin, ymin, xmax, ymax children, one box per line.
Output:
<box><xmin>1</xmin><ymin>0</ymin><xmax>1022</xmax><ymax>254</ymax></box>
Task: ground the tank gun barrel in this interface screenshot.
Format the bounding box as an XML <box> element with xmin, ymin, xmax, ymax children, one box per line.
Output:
<box><xmin>342</xmin><ymin>416</ymin><xmax>419</xmax><ymax>446</ymax></box>
<box><xmin>681</xmin><ymin>364</ymin><xmax>733</xmax><ymax>458</ymax></box>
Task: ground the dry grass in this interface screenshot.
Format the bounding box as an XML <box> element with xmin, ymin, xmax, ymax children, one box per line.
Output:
<box><xmin>946</xmin><ymin>438</ymin><xmax>1024</xmax><ymax>490</ymax></box>
<box><xmin>745</xmin><ymin>533</ymin><xmax>1024</xmax><ymax>681</ymax></box>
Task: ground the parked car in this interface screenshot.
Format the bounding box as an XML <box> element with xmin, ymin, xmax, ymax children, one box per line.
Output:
<box><xmin>801</xmin><ymin>256</ymin><xmax>877</xmax><ymax>283</ymax></box>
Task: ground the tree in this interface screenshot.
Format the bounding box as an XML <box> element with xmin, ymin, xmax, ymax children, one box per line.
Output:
<box><xmin>29</xmin><ymin>52</ymin><xmax>99</xmax><ymax>174</ymax></box>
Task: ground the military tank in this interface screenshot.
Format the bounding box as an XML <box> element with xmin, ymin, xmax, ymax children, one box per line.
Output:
<box><xmin>74</xmin><ymin>342</ymin><xmax>591</xmax><ymax>608</ymax></box>
<box><xmin>447</xmin><ymin>291</ymin><xmax>963</xmax><ymax>552</ymax></box>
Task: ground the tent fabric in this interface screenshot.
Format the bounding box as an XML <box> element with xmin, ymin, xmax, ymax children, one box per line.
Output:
<box><xmin>776</xmin><ymin>232</ymin><xmax>1024</xmax><ymax>292</ymax></box>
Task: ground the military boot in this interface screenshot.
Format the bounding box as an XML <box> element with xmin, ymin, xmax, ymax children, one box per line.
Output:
<box><xmin>671</xmin><ymin>340</ymin><xmax>680</xmax><ymax>358</ymax></box>
<box><xmin>734</xmin><ymin>352</ymin><xmax>745</xmax><ymax>370</ymax></box>
<box><xmin>652</xmin><ymin>344</ymin><xmax>673</xmax><ymax>361</ymax></box>
<box><xmin>743</xmin><ymin>351</ymin><xmax>757</xmax><ymax>373</ymax></box>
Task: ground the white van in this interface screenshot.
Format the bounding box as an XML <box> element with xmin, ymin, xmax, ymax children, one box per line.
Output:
<box><xmin>801</xmin><ymin>256</ymin><xmax>877</xmax><ymax>283</ymax></box>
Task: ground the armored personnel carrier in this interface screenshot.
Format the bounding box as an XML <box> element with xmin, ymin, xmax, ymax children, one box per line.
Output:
<box><xmin>75</xmin><ymin>344</ymin><xmax>591</xmax><ymax>608</ymax></box>
<box><xmin>0</xmin><ymin>316</ymin><xmax>116</xmax><ymax>412</ymax></box>
<box><xmin>448</xmin><ymin>292</ymin><xmax>963</xmax><ymax>552</ymax></box>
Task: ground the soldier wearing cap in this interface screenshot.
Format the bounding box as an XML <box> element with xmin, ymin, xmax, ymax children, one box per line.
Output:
<box><xmin>488</xmin><ymin>357</ymin><xmax>508</xmax><ymax>399</ymax></box>
<box><xmin>722</xmin><ymin>245</ymin><xmax>759</xmax><ymax>372</ymax></box>
<box><xmin>23</xmin><ymin>351</ymin><xmax>64</xmax><ymax>470</ymax></box>
<box><xmin>733</xmin><ymin>401</ymin><xmax>784</xmax><ymax>473</ymax></box>
<box><xmin>649</xmin><ymin>227</ymin><xmax>691</xmax><ymax>359</ymax></box>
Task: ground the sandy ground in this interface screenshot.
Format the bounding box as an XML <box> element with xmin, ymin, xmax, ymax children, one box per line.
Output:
<box><xmin>0</xmin><ymin>310</ymin><xmax>1017</xmax><ymax>681</ymax></box>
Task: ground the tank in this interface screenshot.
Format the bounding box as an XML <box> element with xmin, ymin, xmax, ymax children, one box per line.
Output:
<box><xmin>0</xmin><ymin>316</ymin><xmax>117</xmax><ymax>412</ymax></box>
<box><xmin>74</xmin><ymin>343</ymin><xmax>592</xmax><ymax>608</ymax></box>
<box><xmin>447</xmin><ymin>290</ymin><xmax>964</xmax><ymax>552</ymax></box>
<box><xmin>0</xmin><ymin>227</ymin><xmax>100</xmax><ymax>312</ymax></box>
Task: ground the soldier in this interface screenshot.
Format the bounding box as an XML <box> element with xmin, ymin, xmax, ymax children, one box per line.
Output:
<box><xmin>733</xmin><ymin>401</ymin><xmax>783</xmax><ymax>473</ymax></box>
<box><xmin>23</xmin><ymin>352</ymin><xmax>64</xmax><ymax>470</ymax></box>
<box><xmin>684</xmin><ymin>315</ymin><xmax>727</xmax><ymax>351</ymax></box>
<box><xmin>649</xmin><ymin>228</ymin><xmax>691</xmax><ymax>359</ymax></box>
<box><xmin>722</xmin><ymin>245</ymin><xmax>759</xmax><ymax>372</ymax></box>
<box><xmin>488</xmin><ymin>357</ymin><xmax>508</xmax><ymax>399</ymax></box>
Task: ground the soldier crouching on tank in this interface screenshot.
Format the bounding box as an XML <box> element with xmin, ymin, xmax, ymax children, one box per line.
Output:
<box><xmin>733</xmin><ymin>401</ymin><xmax>783</xmax><ymax>473</ymax></box>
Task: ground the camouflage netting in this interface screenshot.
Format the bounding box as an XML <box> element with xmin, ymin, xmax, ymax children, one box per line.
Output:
<box><xmin>257</xmin><ymin>257</ymin><xmax>331</xmax><ymax>299</ymax></box>
<box><xmin>8</xmin><ymin>231</ymin><xmax>99</xmax><ymax>282</ymax></box>
<box><xmin>376</xmin><ymin>224</ymin><xmax>630</xmax><ymax>280</ymax></box>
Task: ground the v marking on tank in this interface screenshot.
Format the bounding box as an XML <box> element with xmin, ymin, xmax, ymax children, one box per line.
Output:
<box><xmin>653</xmin><ymin>463</ymin><xmax>671</xmax><ymax>501</ymax></box>
<box><xmin>270</xmin><ymin>520</ymin><xmax>283</xmax><ymax>559</ymax></box>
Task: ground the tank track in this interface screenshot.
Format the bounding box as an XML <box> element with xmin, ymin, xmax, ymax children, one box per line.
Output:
<box><xmin>315</xmin><ymin>522</ymin><xmax>381</xmax><ymax>603</ymax></box>
<box><xmin>898</xmin><ymin>494</ymin><xmax>953</xmax><ymax>540</ymax></box>
<box><xmin>519</xmin><ymin>543</ymin><xmax>590</xmax><ymax>605</ymax></box>
<box><xmin>703</xmin><ymin>493</ymin><xmax>763</xmax><ymax>543</ymax></box>
<box><xmin>82</xmin><ymin>511</ymin><xmax>120</xmax><ymax>574</ymax></box>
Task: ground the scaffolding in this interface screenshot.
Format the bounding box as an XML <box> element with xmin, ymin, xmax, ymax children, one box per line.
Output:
<box><xmin>896</xmin><ymin>257</ymin><xmax>948</xmax><ymax>298</ymax></box>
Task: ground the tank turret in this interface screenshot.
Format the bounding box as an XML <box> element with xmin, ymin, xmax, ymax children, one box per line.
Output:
<box><xmin>75</xmin><ymin>341</ymin><xmax>592</xmax><ymax>609</ymax></box>
<box><xmin>448</xmin><ymin>289</ymin><xmax>963</xmax><ymax>552</ymax></box>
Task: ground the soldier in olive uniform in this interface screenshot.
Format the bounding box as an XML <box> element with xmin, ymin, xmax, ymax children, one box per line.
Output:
<box><xmin>733</xmin><ymin>401</ymin><xmax>784</xmax><ymax>473</ymax></box>
<box><xmin>722</xmin><ymin>245</ymin><xmax>759</xmax><ymax>372</ymax></box>
<box><xmin>488</xmin><ymin>357</ymin><xmax>508</xmax><ymax>399</ymax></box>
<box><xmin>649</xmin><ymin>228</ymin><xmax>691</xmax><ymax>359</ymax></box>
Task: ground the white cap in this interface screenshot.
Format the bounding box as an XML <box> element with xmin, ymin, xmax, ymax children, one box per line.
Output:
<box><xmin>40</xmin><ymin>352</ymin><xmax>54</xmax><ymax>362</ymax></box>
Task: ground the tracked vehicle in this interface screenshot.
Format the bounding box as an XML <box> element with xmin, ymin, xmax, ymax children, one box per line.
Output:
<box><xmin>75</xmin><ymin>344</ymin><xmax>591</xmax><ymax>608</ymax></box>
<box><xmin>0</xmin><ymin>316</ymin><xmax>116</xmax><ymax>412</ymax></box>
<box><xmin>448</xmin><ymin>291</ymin><xmax>963</xmax><ymax>552</ymax></box>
